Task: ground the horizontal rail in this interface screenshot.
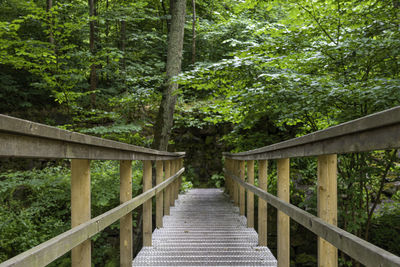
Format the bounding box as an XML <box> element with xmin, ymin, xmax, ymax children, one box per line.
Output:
<box><xmin>226</xmin><ymin>169</ymin><xmax>400</xmax><ymax>267</ymax></box>
<box><xmin>223</xmin><ymin>106</ymin><xmax>400</xmax><ymax>160</ymax></box>
<box><xmin>0</xmin><ymin>167</ymin><xmax>185</xmax><ymax>267</ymax></box>
<box><xmin>0</xmin><ymin>114</ymin><xmax>185</xmax><ymax>160</ymax></box>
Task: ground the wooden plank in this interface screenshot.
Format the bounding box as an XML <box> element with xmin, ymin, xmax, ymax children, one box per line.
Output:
<box><xmin>0</xmin><ymin>132</ymin><xmax>185</xmax><ymax>160</ymax></box>
<box><xmin>239</xmin><ymin>160</ymin><xmax>245</xmax><ymax>216</ymax></box>
<box><xmin>164</xmin><ymin>160</ymin><xmax>171</xmax><ymax>216</ymax></box>
<box><xmin>318</xmin><ymin>155</ymin><xmax>338</xmax><ymax>267</ymax></box>
<box><xmin>71</xmin><ymin>159</ymin><xmax>91</xmax><ymax>267</ymax></box>
<box><xmin>226</xmin><ymin>170</ymin><xmax>400</xmax><ymax>267</ymax></box>
<box><xmin>0</xmin><ymin>168</ymin><xmax>184</xmax><ymax>267</ymax></box>
<box><xmin>277</xmin><ymin>158</ymin><xmax>290</xmax><ymax>267</ymax></box>
<box><xmin>224</xmin><ymin>123</ymin><xmax>400</xmax><ymax>160</ymax></box>
<box><xmin>223</xmin><ymin>106</ymin><xmax>400</xmax><ymax>160</ymax></box>
<box><xmin>143</xmin><ymin>160</ymin><xmax>152</xmax><ymax>246</ymax></box>
<box><xmin>120</xmin><ymin>160</ymin><xmax>132</xmax><ymax>267</ymax></box>
<box><xmin>0</xmin><ymin>114</ymin><xmax>185</xmax><ymax>158</ymax></box>
<box><xmin>258</xmin><ymin>160</ymin><xmax>268</xmax><ymax>246</ymax></box>
<box><xmin>247</xmin><ymin>160</ymin><xmax>254</xmax><ymax>228</ymax></box>
<box><xmin>156</xmin><ymin>160</ymin><xmax>164</xmax><ymax>228</ymax></box>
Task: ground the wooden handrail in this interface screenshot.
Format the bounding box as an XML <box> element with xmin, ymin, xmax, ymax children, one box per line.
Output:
<box><xmin>223</xmin><ymin>106</ymin><xmax>400</xmax><ymax>160</ymax></box>
<box><xmin>224</xmin><ymin>106</ymin><xmax>400</xmax><ymax>267</ymax></box>
<box><xmin>0</xmin><ymin>114</ymin><xmax>185</xmax><ymax>160</ymax></box>
<box><xmin>0</xmin><ymin>114</ymin><xmax>186</xmax><ymax>267</ymax></box>
<box><xmin>225</xmin><ymin>169</ymin><xmax>400</xmax><ymax>267</ymax></box>
<box><xmin>0</xmin><ymin>168</ymin><xmax>185</xmax><ymax>267</ymax></box>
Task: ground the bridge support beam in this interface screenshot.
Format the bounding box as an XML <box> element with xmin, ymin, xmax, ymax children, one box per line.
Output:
<box><xmin>143</xmin><ymin>160</ymin><xmax>152</xmax><ymax>246</ymax></box>
<box><xmin>258</xmin><ymin>160</ymin><xmax>268</xmax><ymax>246</ymax></box>
<box><xmin>247</xmin><ymin>160</ymin><xmax>254</xmax><ymax>228</ymax></box>
<box><xmin>156</xmin><ymin>160</ymin><xmax>164</xmax><ymax>228</ymax></box>
<box><xmin>318</xmin><ymin>154</ymin><xmax>338</xmax><ymax>267</ymax></box>
<box><xmin>120</xmin><ymin>160</ymin><xmax>132</xmax><ymax>267</ymax></box>
<box><xmin>71</xmin><ymin>159</ymin><xmax>91</xmax><ymax>267</ymax></box>
<box><xmin>277</xmin><ymin>158</ymin><xmax>290</xmax><ymax>267</ymax></box>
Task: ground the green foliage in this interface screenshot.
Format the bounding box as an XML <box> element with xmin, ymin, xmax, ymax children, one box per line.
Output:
<box><xmin>180</xmin><ymin>176</ymin><xmax>193</xmax><ymax>193</ymax></box>
<box><xmin>0</xmin><ymin>166</ymin><xmax>70</xmax><ymax>263</ymax></box>
<box><xmin>209</xmin><ymin>173</ymin><xmax>225</xmax><ymax>188</ymax></box>
<box><xmin>0</xmin><ymin>160</ymin><xmax>144</xmax><ymax>264</ymax></box>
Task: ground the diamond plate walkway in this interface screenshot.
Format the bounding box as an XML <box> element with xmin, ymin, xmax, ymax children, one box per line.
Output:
<box><xmin>133</xmin><ymin>188</ymin><xmax>277</xmax><ymax>266</ymax></box>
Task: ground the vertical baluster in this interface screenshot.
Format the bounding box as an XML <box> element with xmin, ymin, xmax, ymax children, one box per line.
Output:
<box><xmin>156</xmin><ymin>160</ymin><xmax>164</xmax><ymax>228</ymax></box>
<box><xmin>175</xmin><ymin>159</ymin><xmax>180</xmax><ymax>200</ymax></box>
<box><xmin>143</xmin><ymin>160</ymin><xmax>152</xmax><ymax>246</ymax></box>
<box><xmin>170</xmin><ymin>159</ymin><xmax>176</xmax><ymax>207</ymax></box>
<box><xmin>234</xmin><ymin>160</ymin><xmax>239</xmax><ymax>206</ymax></box>
<box><xmin>226</xmin><ymin>159</ymin><xmax>232</xmax><ymax>199</ymax></box>
<box><xmin>277</xmin><ymin>158</ymin><xmax>290</xmax><ymax>267</ymax></box>
<box><xmin>258</xmin><ymin>160</ymin><xmax>268</xmax><ymax>246</ymax></box>
<box><xmin>239</xmin><ymin>160</ymin><xmax>245</xmax><ymax>216</ymax></box>
<box><xmin>120</xmin><ymin>160</ymin><xmax>132</xmax><ymax>267</ymax></box>
<box><xmin>318</xmin><ymin>154</ymin><xmax>338</xmax><ymax>267</ymax></box>
<box><xmin>247</xmin><ymin>160</ymin><xmax>254</xmax><ymax>228</ymax></box>
<box><xmin>71</xmin><ymin>159</ymin><xmax>91</xmax><ymax>267</ymax></box>
<box><xmin>224</xmin><ymin>158</ymin><xmax>230</xmax><ymax>195</ymax></box>
<box><xmin>164</xmin><ymin>160</ymin><xmax>171</xmax><ymax>215</ymax></box>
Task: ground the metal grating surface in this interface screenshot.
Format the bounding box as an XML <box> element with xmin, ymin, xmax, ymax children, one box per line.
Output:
<box><xmin>133</xmin><ymin>188</ymin><xmax>277</xmax><ymax>266</ymax></box>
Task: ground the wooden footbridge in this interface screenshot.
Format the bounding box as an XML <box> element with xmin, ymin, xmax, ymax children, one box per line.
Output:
<box><xmin>1</xmin><ymin>107</ymin><xmax>400</xmax><ymax>266</ymax></box>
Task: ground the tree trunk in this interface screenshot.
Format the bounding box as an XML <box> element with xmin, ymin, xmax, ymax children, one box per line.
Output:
<box><xmin>153</xmin><ymin>0</ymin><xmax>186</xmax><ymax>151</ymax></box>
<box><xmin>89</xmin><ymin>0</ymin><xmax>97</xmax><ymax>107</ymax></box>
<box><xmin>192</xmin><ymin>0</ymin><xmax>196</xmax><ymax>64</ymax></box>
<box><xmin>120</xmin><ymin>20</ymin><xmax>126</xmax><ymax>70</ymax></box>
<box><xmin>47</xmin><ymin>0</ymin><xmax>54</xmax><ymax>45</ymax></box>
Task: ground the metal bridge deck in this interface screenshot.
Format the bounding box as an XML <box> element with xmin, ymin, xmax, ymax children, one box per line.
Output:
<box><xmin>133</xmin><ymin>188</ymin><xmax>277</xmax><ymax>266</ymax></box>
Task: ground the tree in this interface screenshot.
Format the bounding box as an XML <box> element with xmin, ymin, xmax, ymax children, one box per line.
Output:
<box><xmin>153</xmin><ymin>0</ymin><xmax>187</xmax><ymax>151</ymax></box>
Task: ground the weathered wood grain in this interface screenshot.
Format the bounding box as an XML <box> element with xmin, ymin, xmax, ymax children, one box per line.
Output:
<box><xmin>223</xmin><ymin>107</ymin><xmax>400</xmax><ymax>160</ymax></box>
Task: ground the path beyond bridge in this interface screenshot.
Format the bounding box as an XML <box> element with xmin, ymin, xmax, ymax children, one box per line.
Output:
<box><xmin>133</xmin><ymin>188</ymin><xmax>277</xmax><ymax>266</ymax></box>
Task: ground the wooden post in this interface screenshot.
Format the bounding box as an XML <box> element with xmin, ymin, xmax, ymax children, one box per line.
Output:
<box><xmin>156</xmin><ymin>160</ymin><xmax>164</xmax><ymax>229</ymax></box>
<box><xmin>277</xmin><ymin>158</ymin><xmax>290</xmax><ymax>267</ymax></box>
<box><xmin>170</xmin><ymin>159</ymin><xmax>176</xmax><ymax>207</ymax></box>
<box><xmin>164</xmin><ymin>160</ymin><xmax>171</xmax><ymax>216</ymax></box>
<box><xmin>71</xmin><ymin>159</ymin><xmax>91</xmax><ymax>267</ymax></box>
<box><xmin>247</xmin><ymin>160</ymin><xmax>254</xmax><ymax>228</ymax></box>
<box><xmin>318</xmin><ymin>154</ymin><xmax>338</xmax><ymax>267</ymax></box>
<box><xmin>258</xmin><ymin>160</ymin><xmax>268</xmax><ymax>246</ymax></box>
<box><xmin>177</xmin><ymin>158</ymin><xmax>183</xmax><ymax>196</ymax></box>
<box><xmin>239</xmin><ymin>160</ymin><xmax>245</xmax><ymax>216</ymax></box>
<box><xmin>143</xmin><ymin>160</ymin><xmax>152</xmax><ymax>246</ymax></box>
<box><xmin>175</xmin><ymin>159</ymin><xmax>180</xmax><ymax>200</ymax></box>
<box><xmin>226</xmin><ymin>159</ymin><xmax>231</xmax><ymax>198</ymax></box>
<box><xmin>120</xmin><ymin>160</ymin><xmax>132</xmax><ymax>267</ymax></box>
<box><xmin>234</xmin><ymin>160</ymin><xmax>239</xmax><ymax>206</ymax></box>
<box><xmin>225</xmin><ymin>159</ymin><xmax>230</xmax><ymax>195</ymax></box>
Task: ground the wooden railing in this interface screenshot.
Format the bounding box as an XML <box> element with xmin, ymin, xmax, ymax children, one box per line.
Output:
<box><xmin>0</xmin><ymin>115</ymin><xmax>185</xmax><ymax>267</ymax></box>
<box><xmin>223</xmin><ymin>106</ymin><xmax>400</xmax><ymax>267</ymax></box>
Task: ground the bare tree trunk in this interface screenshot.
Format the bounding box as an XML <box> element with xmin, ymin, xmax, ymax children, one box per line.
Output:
<box><xmin>120</xmin><ymin>20</ymin><xmax>126</xmax><ymax>70</ymax></box>
<box><xmin>192</xmin><ymin>0</ymin><xmax>196</xmax><ymax>64</ymax></box>
<box><xmin>47</xmin><ymin>0</ymin><xmax>54</xmax><ymax>45</ymax></box>
<box><xmin>153</xmin><ymin>0</ymin><xmax>186</xmax><ymax>151</ymax></box>
<box><xmin>89</xmin><ymin>0</ymin><xmax>97</xmax><ymax>107</ymax></box>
